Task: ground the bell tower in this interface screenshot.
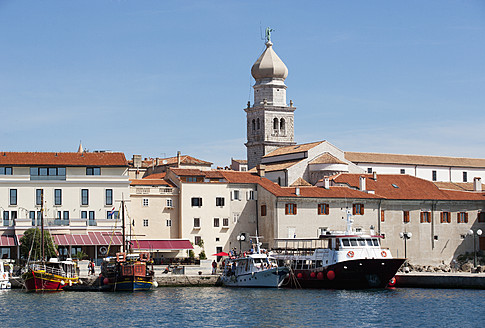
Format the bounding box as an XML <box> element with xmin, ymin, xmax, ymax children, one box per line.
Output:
<box><xmin>245</xmin><ymin>35</ymin><xmax>296</xmax><ymax>170</ymax></box>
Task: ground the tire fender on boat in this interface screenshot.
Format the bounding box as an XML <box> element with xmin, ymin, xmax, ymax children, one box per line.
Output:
<box><xmin>327</xmin><ymin>270</ymin><xmax>335</xmax><ymax>280</ymax></box>
<box><xmin>347</xmin><ymin>251</ymin><xmax>354</xmax><ymax>258</ymax></box>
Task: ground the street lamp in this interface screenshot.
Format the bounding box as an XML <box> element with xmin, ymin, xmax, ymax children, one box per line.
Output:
<box><xmin>236</xmin><ymin>234</ymin><xmax>245</xmax><ymax>255</ymax></box>
<box><xmin>399</xmin><ymin>231</ymin><xmax>412</xmax><ymax>259</ymax></box>
<box><xmin>468</xmin><ymin>229</ymin><xmax>483</xmax><ymax>268</ymax></box>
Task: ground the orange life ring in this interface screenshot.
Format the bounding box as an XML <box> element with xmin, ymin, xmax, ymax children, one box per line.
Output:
<box><xmin>347</xmin><ymin>251</ymin><xmax>354</xmax><ymax>258</ymax></box>
<box><xmin>381</xmin><ymin>251</ymin><xmax>387</xmax><ymax>257</ymax></box>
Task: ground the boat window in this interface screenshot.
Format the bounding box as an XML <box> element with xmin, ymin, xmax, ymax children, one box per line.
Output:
<box><xmin>349</xmin><ymin>239</ymin><xmax>358</xmax><ymax>246</ymax></box>
<box><xmin>341</xmin><ymin>239</ymin><xmax>350</xmax><ymax>247</ymax></box>
<box><xmin>358</xmin><ymin>238</ymin><xmax>366</xmax><ymax>246</ymax></box>
<box><xmin>366</xmin><ymin>238</ymin><xmax>373</xmax><ymax>246</ymax></box>
<box><xmin>372</xmin><ymin>238</ymin><xmax>380</xmax><ymax>246</ymax></box>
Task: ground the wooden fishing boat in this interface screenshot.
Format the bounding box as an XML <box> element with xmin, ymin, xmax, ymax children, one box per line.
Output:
<box><xmin>23</xmin><ymin>258</ymin><xmax>78</xmax><ymax>292</ymax></box>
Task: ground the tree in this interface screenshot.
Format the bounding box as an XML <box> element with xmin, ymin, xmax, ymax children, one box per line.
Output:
<box><xmin>19</xmin><ymin>228</ymin><xmax>58</xmax><ymax>261</ymax></box>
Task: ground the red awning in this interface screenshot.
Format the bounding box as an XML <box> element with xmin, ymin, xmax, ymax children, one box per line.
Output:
<box><xmin>131</xmin><ymin>240</ymin><xmax>193</xmax><ymax>251</ymax></box>
<box><xmin>0</xmin><ymin>235</ymin><xmax>16</xmax><ymax>247</ymax></box>
<box><xmin>52</xmin><ymin>232</ymin><xmax>122</xmax><ymax>246</ymax></box>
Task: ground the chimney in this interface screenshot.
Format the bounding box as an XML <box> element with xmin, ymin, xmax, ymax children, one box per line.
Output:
<box><xmin>256</xmin><ymin>164</ymin><xmax>266</xmax><ymax>177</ymax></box>
<box><xmin>324</xmin><ymin>177</ymin><xmax>330</xmax><ymax>189</ymax></box>
<box><xmin>295</xmin><ymin>187</ymin><xmax>300</xmax><ymax>196</ymax></box>
<box><xmin>133</xmin><ymin>155</ymin><xmax>142</xmax><ymax>168</ymax></box>
<box><xmin>359</xmin><ymin>176</ymin><xmax>366</xmax><ymax>191</ymax></box>
<box><xmin>373</xmin><ymin>171</ymin><xmax>377</xmax><ymax>181</ymax></box>
<box><xmin>474</xmin><ymin>177</ymin><xmax>482</xmax><ymax>192</ymax></box>
<box><xmin>155</xmin><ymin>158</ymin><xmax>160</xmax><ymax>166</ymax></box>
<box><xmin>177</xmin><ymin>151</ymin><xmax>181</xmax><ymax>167</ymax></box>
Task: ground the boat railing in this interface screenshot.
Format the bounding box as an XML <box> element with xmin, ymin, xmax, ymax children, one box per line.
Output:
<box><xmin>30</xmin><ymin>263</ymin><xmax>66</xmax><ymax>277</ymax></box>
<box><xmin>272</xmin><ymin>248</ymin><xmax>318</xmax><ymax>256</ymax></box>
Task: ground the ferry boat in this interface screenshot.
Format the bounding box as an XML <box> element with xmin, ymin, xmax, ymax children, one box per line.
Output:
<box><xmin>272</xmin><ymin>210</ymin><xmax>405</xmax><ymax>289</ymax></box>
<box><xmin>23</xmin><ymin>258</ymin><xmax>79</xmax><ymax>292</ymax></box>
<box><xmin>99</xmin><ymin>252</ymin><xmax>156</xmax><ymax>291</ymax></box>
<box><xmin>0</xmin><ymin>260</ymin><xmax>13</xmax><ymax>289</ymax></box>
<box><xmin>221</xmin><ymin>237</ymin><xmax>289</xmax><ymax>288</ymax></box>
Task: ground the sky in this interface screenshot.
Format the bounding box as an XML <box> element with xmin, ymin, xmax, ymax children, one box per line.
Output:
<box><xmin>0</xmin><ymin>1</ymin><xmax>484</xmax><ymax>167</ymax></box>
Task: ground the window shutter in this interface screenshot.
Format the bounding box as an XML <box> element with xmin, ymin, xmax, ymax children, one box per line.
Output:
<box><xmin>457</xmin><ymin>213</ymin><xmax>459</xmax><ymax>223</ymax></box>
<box><xmin>360</xmin><ymin>205</ymin><xmax>364</xmax><ymax>215</ymax></box>
<box><xmin>465</xmin><ymin>213</ymin><xmax>469</xmax><ymax>223</ymax></box>
<box><xmin>325</xmin><ymin>204</ymin><xmax>329</xmax><ymax>215</ymax></box>
<box><xmin>352</xmin><ymin>205</ymin><xmax>356</xmax><ymax>215</ymax></box>
<box><xmin>317</xmin><ymin>204</ymin><xmax>321</xmax><ymax>215</ymax></box>
<box><xmin>293</xmin><ymin>204</ymin><xmax>297</xmax><ymax>215</ymax></box>
<box><xmin>440</xmin><ymin>212</ymin><xmax>443</xmax><ymax>223</ymax></box>
<box><xmin>420</xmin><ymin>212</ymin><xmax>424</xmax><ymax>223</ymax></box>
<box><xmin>230</xmin><ymin>191</ymin><xmax>233</xmax><ymax>201</ymax></box>
<box><xmin>380</xmin><ymin>210</ymin><xmax>385</xmax><ymax>222</ymax></box>
<box><xmin>246</xmin><ymin>191</ymin><xmax>249</xmax><ymax>200</ymax></box>
<box><xmin>285</xmin><ymin>204</ymin><xmax>289</xmax><ymax>215</ymax></box>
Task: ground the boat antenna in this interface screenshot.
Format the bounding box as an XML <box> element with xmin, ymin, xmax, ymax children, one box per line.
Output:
<box><xmin>41</xmin><ymin>189</ymin><xmax>45</xmax><ymax>263</ymax></box>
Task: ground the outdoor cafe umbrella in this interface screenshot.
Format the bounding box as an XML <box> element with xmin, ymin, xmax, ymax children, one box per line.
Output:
<box><xmin>212</xmin><ymin>252</ymin><xmax>229</xmax><ymax>256</ymax></box>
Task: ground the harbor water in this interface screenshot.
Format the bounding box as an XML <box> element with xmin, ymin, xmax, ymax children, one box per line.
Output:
<box><xmin>1</xmin><ymin>287</ymin><xmax>484</xmax><ymax>327</ymax></box>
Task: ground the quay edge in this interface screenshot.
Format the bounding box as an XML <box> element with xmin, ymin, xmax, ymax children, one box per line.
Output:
<box><xmin>395</xmin><ymin>272</ymin><xmax>485</xmax><ymax>289</ymax></box>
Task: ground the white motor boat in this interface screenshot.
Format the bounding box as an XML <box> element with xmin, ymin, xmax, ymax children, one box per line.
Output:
<box><xmin>221</xmin><ymin>237</ymin><xmax>289</xmax><ymax>288</ymax></box>
<box><xmin>0</xmin><ymin>260</ymin><xmax>13</xmax><ymax>289</ymax></box>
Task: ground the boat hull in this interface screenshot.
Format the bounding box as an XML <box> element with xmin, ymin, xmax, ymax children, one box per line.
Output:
<box><xmin>284</xmin><ymin>258</ymin><xmax>405</xmax><ymax>289</ymax></box>
<box><xmin>23</xmin><ymin>270</ymin><xmax>78</xmax><ymax>292</ymax></box>
<box><xmin>102</xmin><ymin>275</ymin><xmax>154</xmax><ymax>291</ymax></box>
<box><xmin>221</xmin><ymin>267</ymin><xmax>289</xmax><ymax>288</ymax></box>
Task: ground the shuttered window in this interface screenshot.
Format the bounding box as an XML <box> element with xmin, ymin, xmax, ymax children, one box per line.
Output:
<box><xmin>403</xmin><ymin>211</ymin><xmax>410</xmax><ymax>223</ymax></box>
<box><xmin>380</xmin><ymin>210</ymin><xmax>385</xmax><ymax>222</ymax></box>
<box><xmin>420</xmin><ymin>211</ymin><xmax>431</xmax><ymax>223</ymax></box>
<box><xmin>285</xmin><ymin>203</ymin><xmax>297</xmax><ymax>215</ymax></box>
<box><xmin>353</xmin><ymin>204</ymin><xmax>364</xmax><ymax>215</ymax></box>
<box><xmin>457</xmin><ymin>212</ymin><xmax>468</xmax><ymax>223</ymax></box>
<box><xmin>440</xmin><ymin>212</ymin><xmax>451</xmax><ymax>223</ymax></box>
<box><xmin>318</xmin><ymin>203</ymin><xmax>329</xmax><ymax>215</ymax></box>
<box><xmin>261</xmin><ymin>205</ymin><xmax>267</xmax><ymax>217</ymax></box>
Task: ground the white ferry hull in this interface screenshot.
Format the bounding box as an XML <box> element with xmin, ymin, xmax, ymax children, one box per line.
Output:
<box><xmin>221</xmin><ymin>267</ymin><xmax>289</xmax><ymax>288</ymax></box>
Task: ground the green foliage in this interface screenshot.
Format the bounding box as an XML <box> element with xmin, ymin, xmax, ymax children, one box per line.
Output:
<box><xmin>196</xmin><ymin>238</ymin><xmax>204</xmax><ymax>248</ymax></box>
<box><xmin>199</xmin><ymin>250</ymin><xmax>207</xmax><ymax>260</ymax></box>
<box><xmin>188</xmin><ymin>250</ymin><xmax>195</xmax><ymax>259</ymax></box>
<box><xmin>19</xmin><ymin>228</ymin><xmax>57</xmax><ymax>260</ymax></box>
<box><xmin>73</xmin><ymin>250</ymin><xmax>88</xmax><ymax>260</ymax></box>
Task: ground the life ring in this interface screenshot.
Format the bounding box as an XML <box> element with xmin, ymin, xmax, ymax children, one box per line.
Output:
<box><xmin>99</xmin><ymin>246</ymin><xmax>108</xmax><ymax>255</ymax></box>
<box><xmin>381</xmin><ymin>251</ymin><xmax>387</xmax><ymax>257</ymax></box>
<box><xmin>347</xmin><ymin>251</ymin><xmax>354</xmax><ymax>258</ymax></box>
<box><xmin>1</xmin><ymin>273</ymin><xmax>6</xmax><ymax>279</ymax></box>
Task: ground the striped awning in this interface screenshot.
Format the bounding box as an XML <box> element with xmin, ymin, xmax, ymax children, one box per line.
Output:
<box><xmin>53</xmin><ymin>232</ymin><xmax>123</xmax><ymax>246</ymax></box>
<box><xmin>0</xmin><ymin>235</ymin><xmax>16</xmax><ymax>247</ymax></box>
<box><xmin>131</xmin><ymin>239</ymin><xmax>193</xmax><ymax>251</ymax></box>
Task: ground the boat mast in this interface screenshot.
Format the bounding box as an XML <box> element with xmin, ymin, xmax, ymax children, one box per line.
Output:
<box><xmin>41</xmin><ymin>189</ymin><xmax>45</xmax><ymax>263</ymax></box>
<box><xmin>121</xmin><ymin>197</ymin><xmax>126</xmax><ymax>253</ymax></box>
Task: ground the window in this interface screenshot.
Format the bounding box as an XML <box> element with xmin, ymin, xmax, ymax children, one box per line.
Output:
<box><xmin>54</xmin><ymin>189</ymin><xmax>62</xmax><ymax>206</ymax></box>
<box><xmin>216</xmin><ymin>197</ymin><xmax>225</xmax><ymax>207</ymax></box>
<box><xmin>35</xmin><ymin>189</ymin><xmax>43</xmax><ymax>206</ymax></box>
<box><xmin>0</xmin><ymin>167</ymin><xmax>13</xmax><ymax>175</ymax></box>
<box><xmin>56</xmin><ymin>211</ymin><xmax>61</xmax><ymax>219</ymax></box>
<box><xmin>63</xmin><ymin>211</ymin><xmax>69</xmax><ymax>220</ymax></box>
<box><xmin>420</xmin><ymin>211</ymin><xmax>431</xmax><ymax>223</ymax></box>
<box><xmin>463</xmin><ymin>172</ymin><xmax>468</xmax><ymax>183</ymax></box>
<box><xmin>479</xmin><ymin>212</ymin><xmax>485</xmax><ymax>223</ymax></box>
<box><xmin>440</xmin><ymin>212</ymin><xmax>451</xmax><ymax>223</ymax></box>
<box><xmin>261</xmin><ymin>205</ymin><xmax>267</xmax><ymax>217</ymax></box>
<box><xmin>223</xmin><ymin>218</ymin><xmax>229</xmax><ymax>227</ymax></box>
<box><xmin>89</xmin><ymin>211</ymin><xmax>95</xmax><ymax>220</ymax></box>
<box><xmin>280</xmin><ymin>118</ymin><xmax>285</xmax><ymax>131</ymax></box>
<box><xmin>81</xmin><ymin>211</ymin><xmax>87</xmax><ymax>219</ymax></box>
<box><xmin>248</xmin><ymin>190</ymin><xmax>256</xmax><ymax>200</ymax></box>
<box><xmin>186</xmin><ymin>177</ymin><xmax>197</xmax><ymax>182</ymax></box>
<box><xmin>194</xmin><ymin>236</ymin><xmax>201</xmax><ymax>246</ymax></box>
<box><xmin>106</xmin><ymin>189</ymin><xmax>113</xmax><ymax>206</ymax></box>
<box><xmin>403</xmin><ymin>211</ymin><xmax>410</xmax><ymax>223</ymax></box>
<box><xmin>166</xmin><ymin>219</ymin><xmax>172</xmax><ymax>227</ymax></box>
<box><xmin>273</xmin><ymin>118</ymin><xmax>278</xmax><ymax>130</ymax></box>
<box><xmin>107</xmin><ymin>210</ymin><xmax>119</xmax><ymax>219</ymax></box>
<box><xmin>233</xmin><ymin>213</ymin><xmax>239</xmax><ymax>223</ymax></box>
<box><xmin>10</xmin><ymin>211</ymin><xmax>17</xmax><ymax>220</ymax></box>
<box><xmin>81</xmin><ymin>189</ymin><xmax>89</xmax><ymax>205</ymax></box>
<box><xmin>257</xmin><ymin>118</ymin><xmax>260</xmax><ymax>130</ymax></box>
<box><xmin>285</xmin><ymin>203</ymin><xmax>297</xmax><ymax>215</ymax></box>
<box><xmin>318</xmin><ymin>203</ymin><xmax>329</xmax><ymax>215</ymax></box>
<box><xmin>30</xmin><ymin>167</ymin><xmax>66</xmax><ymax>180</ymax></box>
<box><xmin>367</xmin><ymin>168</ymin><xmax>372</xmax><ymax>174</ymax></box>
<box><xmin>432</xmin><ymin>171</ymin><xmax>437</xmax><ymax>181</ymax></box>
<box><xmin>143</xmin><ymin>219</ymin><xmax>149</xmax><ymax>227</ymax></box>
<box><xmin>252</xmin><ymin>119</ymin><xmax>256</xmax><ymax>131</ymax></box>
<box><xmin>194</xmin><ymin>218</ymin><xmax>200</xmax><ymax>228</ymax></box>
<box><xmin>166</xmin><ymin>199</ymin><xmax>173</xmax><ymax>207</ymax></box>
<box><xmin>191</xmin><ymin>197</ymin><xmax>202</xmax><ymax>207</ymax></box>
<box><xmin>9</xmin><ymin>189</ymin><xmax>17</xmax><ymax>206</ymax></box>
<box><xmin>380</xmin><ymin>210</ymin><xmax>385</xmax><ymax>222</ymax></box>
<box><xmin>457</xmin><ymin>212</ymin><xmax>468</xmax><ymax>223</ymax></box>
<box><xmin>86</xmin><ymin>167</ymin><xmax>101</xmax><ymax>175</ymax></box>
<box><xmin>353</xmin><ymin>204</ymin><xmax>364</xmax><ymax>215</ymax></box>
<box><xmin>3</xmin><ymin>211</ymin><xmax>8</xmax><ymax>221</ymax></box>
<box><xmin>214</xmin><ymin>218</ymin><xmax>220</xmax><ymax>227</ymax></box>
<box><xmin>232</xmin><ymin>190</ymin><xmax>240</xmax><ymax>201</ymax></box>
<box><xmin>142</xmin><ymin>198</ymin><xmax>149</xmax><ymax>207</ymax></box>
<box><xmin>400</xmin><ymin>169</ymin><xmax>405</xmax><ymax>174</ymax></box>
<box><xmin>30</xmin><ymin>211</ymin><xmax>35</xmax><ymax>225</ymax></box>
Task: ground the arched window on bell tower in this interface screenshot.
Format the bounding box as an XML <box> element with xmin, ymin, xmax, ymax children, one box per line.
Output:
<box><xmin>273</xmin><ymin>118</ymin><xmax>278</xmax><ymax>130</ymax></box>
<box><xmin>280</xmin><ymin>118</ymin><xmax>285</xmax><ymax>132</ymax></box>
<box><xmin>257</xmin><ymin>118</ymin><xmax>260</xmax><ymax>130</ymax></box>
<box><xmin>252</xmin><ymin>119</ymin><xmax>256</xmax><ymax>132</ymax></box>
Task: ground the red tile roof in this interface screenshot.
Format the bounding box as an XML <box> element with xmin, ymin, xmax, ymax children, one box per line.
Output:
<box><xmin>0</xmin><ymin>152</ymin><xmax>127</xmax><ymax>167</ymax></box>
<box><xmin>170</xmin><ymin>168</ymin><xmax>207</xmax><ymax>177</ymax></box>
<box><xmin>263</xmin><ymin>141</ymin><xmax>324</xmax><ymax>158</ymax></box>
<box><xmin>128</xmin><ymin>155</ymin><xmax>212</xmax><ymax>168</ymax></box>
<box><xmin>331</xmin><ymin>173</ymin><xmax>485</xmax><ymax>201</ymax></box>
<box><xmin>130</xmin><ymin>172</ymin><xmax>175</xmax><ymax>187</ymax></box>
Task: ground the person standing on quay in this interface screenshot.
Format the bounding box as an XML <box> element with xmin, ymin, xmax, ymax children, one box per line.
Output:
<box><xmin>212</xmin><ymin>260</ymin><xmax>217</xmax><ymax>275</ymax></box>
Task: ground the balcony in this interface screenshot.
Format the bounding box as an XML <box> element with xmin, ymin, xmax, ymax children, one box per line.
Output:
<box><xmin>88</xmin><ymin>220</ymin><xmax>97</xmax><ymax>226</ymax></box>
<box><xmin>49</xmin><ymin>219</ymin><xmax>70</xmax><ymax>226</ymax></box>
<box><xmin>3</xmin><ymin>219</ymin><xmax>13</xmax><ymax>227</ymax></box>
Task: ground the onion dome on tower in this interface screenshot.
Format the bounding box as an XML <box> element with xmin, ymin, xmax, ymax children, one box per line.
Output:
<box><xmin>251</xmin><ymin>41</ymin><xmax>288</xmax><ymax>81</ymax></box>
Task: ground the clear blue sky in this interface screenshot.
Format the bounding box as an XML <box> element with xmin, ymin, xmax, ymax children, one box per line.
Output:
<box><xmin>1</xmin><ymin>1</ymin><xmax>484</xmax><ymax>166</ymax></box>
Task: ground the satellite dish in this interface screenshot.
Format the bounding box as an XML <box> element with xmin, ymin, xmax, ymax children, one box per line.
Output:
<box><xmin>162</xmin><ymin>160</ymin><xmax>168</xmax><ymax>164</ymax></box>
